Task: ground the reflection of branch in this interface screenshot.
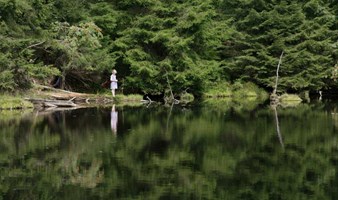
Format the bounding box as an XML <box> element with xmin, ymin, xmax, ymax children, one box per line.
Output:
<box><xmin>146</xmin><ymin>96</ymin><xmax>153</xmax><ymax>103</ymax></box>
<box><xmin>272</xmin><ymin>105</ymin><xmax>284</xmax><ymax>149</ymax></box>
<box><xmin>166</xmin><ymin>103</ymin><xmax>174</xmax><ymax>134</ymax></box>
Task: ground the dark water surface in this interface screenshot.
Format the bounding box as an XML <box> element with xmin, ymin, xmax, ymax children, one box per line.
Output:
<box><xmin>1</xmin><ymin>100</ymin><xmax>338</xmax><ymax>199</ymax></box>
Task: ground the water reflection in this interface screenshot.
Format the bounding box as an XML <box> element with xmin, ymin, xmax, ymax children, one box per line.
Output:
<box><xmin>0</xmin><ymin>101</ymin><xmax>338</xmax><ymax>199</ymax></box>
<box><xmin>111</xmin><ymin>105</ymin><xmax>118</xmax><ymax>134</ymax></box>
<box><xmin>272</xmin><ymin>105</ymin><xmax>284</xmax><ymax>149</ymax></box>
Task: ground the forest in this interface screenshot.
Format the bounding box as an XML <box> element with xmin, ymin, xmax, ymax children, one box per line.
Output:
<box><xmin>0</xmin><ymin>0</ymin><xmax>337</xmax><ymax>98</ymax></box>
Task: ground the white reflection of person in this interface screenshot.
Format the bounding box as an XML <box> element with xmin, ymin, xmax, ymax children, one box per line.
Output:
<box><xmin>111</xmin><ymin>105</ymin><xmax>118</xmax><ymax>134</ymax></box>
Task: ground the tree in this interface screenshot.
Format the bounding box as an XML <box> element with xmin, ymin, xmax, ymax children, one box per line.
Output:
<box><xmin>0</xmin><ymin>0</ymin><xmax>59</xmax><ymax>91</ymax></box>
<box><xmin>45</xmin><ymin>21</ymin><xmax>104</xmax><ymax>89</ymax></box>
<box><xmin>220</xmin><ymin>0</ymin><xmax>337</xmax><ymax>92</ymax></box>
<box><xmin>105</xmin><ymin>0</ymin><xmax>229</xmax><ymax>97</ymax></box>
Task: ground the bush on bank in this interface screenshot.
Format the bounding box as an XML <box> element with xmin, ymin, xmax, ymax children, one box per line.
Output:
<box><xmin>204</xmin><ymin>82</ymin><xmax>268</xmax><ymax>101</ymax></box>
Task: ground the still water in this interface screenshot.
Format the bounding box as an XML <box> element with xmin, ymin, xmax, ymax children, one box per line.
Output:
<box><xmin>0</xmin><ymin>100</ymin><xmax>338</xmax><ymax>199</ymax></box>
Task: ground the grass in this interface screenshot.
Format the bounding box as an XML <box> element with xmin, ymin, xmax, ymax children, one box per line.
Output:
<box><xmin>97</xmin><ymin>90</ymin><xmax>143</xmax><ymax>101</ymax></box>
<box><xmin>0</xmin><ymin>94</ymin><xmax>34</xmax><ymax>110</ymax></box>
<box><xmin>113</xmin><ymin>94</ymin><xmax>144</xmax><ymax>106</ymax></box>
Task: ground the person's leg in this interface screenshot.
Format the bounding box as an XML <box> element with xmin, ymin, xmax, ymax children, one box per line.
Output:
<box><xmin>112</xmin><ymin>89</ymin><xmax>115</xmax><ymax>97</ymax></box>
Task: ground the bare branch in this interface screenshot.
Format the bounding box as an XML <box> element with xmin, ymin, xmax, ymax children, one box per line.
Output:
<box><xmin>21</xmin><ymin>41</ymin><xmax>46</xmax><ymax>53</ymax></box>
<box><xmin>273</xmin><ymin>51</ymin><xmax>284</xmax><ymax>95</ymax></box>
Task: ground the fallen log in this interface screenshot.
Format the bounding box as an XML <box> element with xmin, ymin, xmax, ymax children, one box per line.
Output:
<box><xmin>50</xmin><ymin>95</ymin><xmax>93</xmax><ymax>103</ymax></box>
<box><xmin>50</xmin><ymin>94</ymin><xmax>74</xmax><ymax>100</ymax></box>
<box><xmin>25</xmin><ymin>98</ymin><xmax>77</xmax><ymax>107</ymax></box>
<box><xmin>50</xmin><ymin>94</ymin><xmax>88</xmax><ymax>100</ymax></box>
<box><xmin>43</xmin><ymin>101</ymin><xmax>77</xmax><ymax>107</ymax></box>
<box><xmin>44</xmin><ymin>102</ymin><xmax>57</xmax><ymax>107</ymax></box>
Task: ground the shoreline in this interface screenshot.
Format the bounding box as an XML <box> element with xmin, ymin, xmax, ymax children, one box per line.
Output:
<box><xmin>0</xmin><ymin>84</ymin><xmax>143</xmax><ymax>110</ymax></box>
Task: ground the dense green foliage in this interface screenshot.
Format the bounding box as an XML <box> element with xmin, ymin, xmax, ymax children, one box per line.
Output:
<box><xmin>0</xmin><ymin>0</ymin><xmax>337</xmax><ymax>96</ymax></box>
<box><xmin>220</xmin><ymin>0</ymin><xmax>338</xmax><ymax>92</ymax></box>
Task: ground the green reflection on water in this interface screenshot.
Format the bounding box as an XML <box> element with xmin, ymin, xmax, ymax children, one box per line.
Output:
<box><xmin>0</xmin><ymin>101</ymin><xmax>338</xmax><ymax>199</ymax></box>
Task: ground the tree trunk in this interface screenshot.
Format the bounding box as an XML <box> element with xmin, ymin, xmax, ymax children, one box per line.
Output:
<box><xmin>61</xmin><ymin>70</ymin><xmax>66</xmax><ymax>90</ymax></box>
<box><xmin>61</xmin><ymin>61</ymin><xmax>72</xmax><ymax>90</ymax></box>
<box><xmin>272</xmin><ymin>51</ymin><xmax>284</xmax><ymax>96</ymax></box>
<box><xmin>270</xmin><ymin>51</ymin><xmax>284</xmax><ymax>104</ymax></box>
<box><xmin>164</xmin><ymin>69</ymin><xmax>179</xmax><ymax>104</ymax></box>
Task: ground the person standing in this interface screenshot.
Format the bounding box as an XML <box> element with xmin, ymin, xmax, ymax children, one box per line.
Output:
<box><xmin>110</xmin><ymin>69</ymin><xmax>118</xmax><ymax>97</ymax></box>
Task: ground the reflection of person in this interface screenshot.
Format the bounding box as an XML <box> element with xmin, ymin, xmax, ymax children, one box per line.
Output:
<box><xmin>110</xmin><ymin>69</ymin><xmax>118</xmax><ymax>97</ymax></box>
<box><xmin>111</xmin><ymin>105</ymin><xmax>118</xmax><ymax>134</ymax></box>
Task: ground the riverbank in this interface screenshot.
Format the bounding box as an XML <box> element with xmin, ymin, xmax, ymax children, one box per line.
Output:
<box><xmin>1</xmin><ymin>82</ymin><xmax>305</xmax><ymax>110</ymax></box>
<box><xmin>0</xmin><ymin>84</ymin><xmax>143</xmax><ymax>110</ymax></box>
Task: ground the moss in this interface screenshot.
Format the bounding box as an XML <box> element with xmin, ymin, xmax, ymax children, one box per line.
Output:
<box><xmin>204</xmin><ymin>81</ymin><xmax>232</xmax><ymax>98</ymax></box>
<box><xmin>233</xmin><ymin>82</ymin><xmax>267</xmax><ymax>99</ymax></box>
<box><xmin>180</xmin><ymin>92</ymin><xmax>194</xmax><ymax>103</ymax></box>
<box><xmin>204</xmin><ymin>91</ymin><xmax>232</xmax><ymax>98</ymax></box>
<box><xmin>204</xmin><ymin>81</ymin><xmax>268</xmax><ymax>101</ymax></box>
<box><xmin>280</xmin><ymin>101</ymin><xmax>302</xmax><ymax>108</ymax></box>
<box><xmin>233</xmin><ymin>90</ymin><xmax>257</xmax><ymax>98</ymax></box>
<box><xmin>279</xmin><ymin>94</ymin><xmax>302</xmax><ymax>102</ymax></box>
<box><xmin>116</xmin><ymin>94</ymin><xmax>143</xmax><ymax>102</ymax></box>
<box><xmin>278</xmin><ymin>94</ymin><xmax>302</xmax><ymax>107</ymax></box>
<box><xmin>0</xmin><ymin>95</ymin><xmax>34</xmax><ymax>109</ymax></box>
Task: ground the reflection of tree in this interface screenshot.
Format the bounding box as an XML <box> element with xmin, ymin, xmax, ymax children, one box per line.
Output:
<box><xmin>166</xmin><ymin>103</ymin><xmax>174</xmax><ymax>134</ymax></box>
<box><xmin>103</xmin><ymin>104</ymin><xmax>338</xmax><ymax>199</ymax></box>
<box><xmin>68</xmin><ymin>158</ymin><xmax>104</xmax><ymax>188</ymax></box>
<box><xmin>0</xmin><ymin>103</ymin><xmax>338</xmax><ymax>199</ymax></box>
<box><xmin>0</xmin><ymin>108</ymin><xmax>114</xmax><ymax>199</ymax></box>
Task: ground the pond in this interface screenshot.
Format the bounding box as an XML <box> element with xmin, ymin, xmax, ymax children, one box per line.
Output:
<box><xmin>0</xmin><ymin>100</ymin><xmax>338</xmax><ymax>199</ymax></box>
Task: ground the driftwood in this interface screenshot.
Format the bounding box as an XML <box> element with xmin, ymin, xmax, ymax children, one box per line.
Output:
<box><xmin>25</xmin><ymin>98</ymin><xmax>77</xmax><ymax>107</ymax></box>
<box><xmin>51</xmin><ymin>95</ymin><xmax>91</xmax><ymax>103</ymax></box>
<box><xmin>51</xmin><ymin>94</ymin><xmax>76</xmax><ymax>100</ymax></box>
<box><xmin>28</xmin><ymin>84</ymin><xmax>117</xmax><ymax>107</ymax></box>
<box><xmin>164</xmin><ymin>69</ymin><xmax>180</xmax><ymax>104</ymax></box>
